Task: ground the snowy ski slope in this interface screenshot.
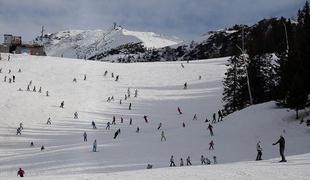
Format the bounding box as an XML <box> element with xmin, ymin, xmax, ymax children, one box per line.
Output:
<box><xmin>0</xmin><ymin>54</ymin><xmax>309</xmax><ymax>179</ymax></box>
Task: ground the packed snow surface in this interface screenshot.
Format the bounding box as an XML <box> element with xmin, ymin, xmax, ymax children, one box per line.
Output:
<box><xmin>0</xmin><ymin>54</ymin><xmax>309</xmax><ymax>179</ymax></box>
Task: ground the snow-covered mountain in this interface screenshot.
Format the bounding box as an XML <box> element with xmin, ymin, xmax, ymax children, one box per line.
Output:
<box><xmin>37</xmin><ymin>27</ymin><xmax>182</xmax><ymax>59</ymax></box>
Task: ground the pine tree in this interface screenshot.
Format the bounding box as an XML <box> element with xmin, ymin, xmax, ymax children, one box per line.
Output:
<box><xmin>223</xmin><ymin>55</ymin><xmax>249</xmax><ymax>113</ymax></box>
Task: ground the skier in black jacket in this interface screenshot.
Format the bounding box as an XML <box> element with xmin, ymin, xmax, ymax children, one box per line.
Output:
<box><xmin>272</xmin><ymin>135</ymin><xmax>286</xmax><ymax>162</ymax></box>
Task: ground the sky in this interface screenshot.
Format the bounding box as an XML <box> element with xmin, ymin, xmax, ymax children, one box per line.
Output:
<box><xmin>0</xmin><ymin>0</ymin><xmax>306</xmax><ymax>42</ymax></box>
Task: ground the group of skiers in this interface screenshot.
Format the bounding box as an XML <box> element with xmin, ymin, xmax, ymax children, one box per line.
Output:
<box><xmin>169</xmin><ymin>155</ymin><xmax>216</xmax><ymax>167</ymax></box>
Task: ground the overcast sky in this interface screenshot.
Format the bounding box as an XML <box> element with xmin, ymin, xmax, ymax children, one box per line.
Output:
<box><xmin>0</xmin><ymin>0</ymin><xmax>306</xmax><ymax>41</ymax></box>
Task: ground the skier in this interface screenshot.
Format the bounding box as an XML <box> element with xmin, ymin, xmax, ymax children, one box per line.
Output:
<box><xmin>41</xmin><ymin>145</ymin><xmax>45</xmax><ymax>151</ymax></box>
<box><xmin>169</xmin><ymin>155</ymin><xmax>176</xmax><ymax>167</ymax></box>
<box><xmin>46</xmin><ymin>91</ymin><xmax>49</xmax><ymax>96</ymax></box>
<box><xmin>127</xmin><ymin>88</ymin><xmax>131</xmax><ymax>97</ymax></box>
<box><xmin>17</xmin><ymin>168</ymin><xmax>25</xmax><ymax>177</ymax></box>
<box><xmin>134</xmin><ymin>89</ymin><xmax>138</xmax><ymax>98</ymax></box>
<box><xmin>143</xmin><ymin>115</ymin><xmax>148</xmax><ymax>123</ymax></box>
<box><xmin>113</xmin><ymin>130</ymin><xmax>119</xmax><ymax>139</ymax></box>
<box><xmin>182</xmin><ymin>122</ymin><xmax>186</xmax><ymax>128</ymax></box>
<box><xmin>18</xmin><ymin>68</ymin><xmax>22</xmax><ymax>73</ymax></box>
<box><xmin>193</xmin><ymin>114</ymin><xmax>197</xmax><ymax>120</ymax></box>
<box><xmin>91</xmin><ymin>121</ymin><xmax>97</xmax><ymax>129</ymax></box>
<box><xmin>208</xmin><ymin>124</ymin><xmax>214</xmax><ymax>136</ymax></box>
<box><xmin>16</xmin><ymin>127</ymin><xmax>21</xmax><ymax>135</ymax></box>
<box><xmin>60</xmin><ymin>101</ymin><xmax>64</xmax><ymax>108</ymax></box>
<box><xmin>46</xmin><ymin>117</ymin><xmax>51</xmax><ymax>124</ymax></box>
<box><xmin>8</xmin><ymin>55</ymin><xmax>10</xmax><ymax>61</ymax></box>
<box><xmin>272</xmin><ymin>135</ymin><xmax>286</xmax><ymax>162</ymax></box>
<box><xmin>8</xmin><ymin>69</ymin><xmax>11</xmax><ymax>73</ymax></box>
<box><xmin>107</xmin><ymin>97</ymin><xmax>111</xmax><ymax>102</ymax></box>
<box><xmin>186</xmin><ymin>156</ymin><xmax>192</xmax><ymax>166</ymax></box>
<box><xmin>13</xmin><ymin>75</ymin><xmax>15</xmax><ymax>82</ymax></box>
<box><xmin>119</xmin><ymin>99</ymin><xmax>122</xmax><ymax>104</ymax></box>
<box><xmin>256</xmin><ymin>141</ymin><xmax>263</xmax><ymax>161</ymax></box>
<box><xmin>129</xmin><ymin>103</ymin><xmax>132</xmax><ymax>110</ymax></box>
<box><xmin>104</xmin><ymin>70</ymin><xmax>108</xmax><ymax>76</ymax></box>
<box><xmin>111</xmin><ymin>96</ymin><xmax>114</xmax><ymax>101</ymax></box>
<box><xmin>157</xmin><ymin>123</ymin><xmax>162</xmax><ymax>130</ymax></box>
<box><xmin>120</xmin><ymin>117</ymin><xmax>124</xmax><ymax>123</ymax></box>
<box><xmin>111</xmin><ymin>72</ymin><xmax>114</xmax><ymax>78</ymax></box>
<box><xmin>206</xmin><ymin>157</ymin><xmax>211</xmax><ymax>164</ymax></box>
<box><xmin>205</xmin><ymin>117</ymin><xmax>209</xmax><ymax>122</ymax></box>
<box><xmin>129</xmin><ymin>118</ymin><xmax>132</xmax><ymax>125</ymax></box>
<box><xmin>19</xmin><ymin>122</ymin><xmax>23</xmax><ymax>130</ymax></box>
<box><xmin>199</xmin><ymin>75</ymin><xmax>202</xmax><ymax>80</ymax></box>
<box><xmin>106</xmin><ymin>122</ymin><xmax>111</xmax><ymax>130</ymax></box>
<box><xmin>124</xmin><ymin>94</ymin><xmax>128</xmax><ymax>100</ymax></box>
<box><xmin>83</xmin><ymin>132</ymin><xmax>87</xmax><ymax>142</ymax></box>
<box><xmin>177</xmin><ymin>107</ymin><xmax>182</xmax><ymax>115</ymax></box>
<box><xmin>93</xmin><ymin>140</ymin><xmax>97</xmax><ymax>152</ymax></box>
<box><xmin>4</xmin><ymin>76</ymin><xmax>6</xmax><ymax>82</ymax></box>
<box><xmin>218</xmin><ymin>110</ymin><xmax>223</xmax><ymax>122</ymax></box>
<box><xmin>180</xmin><ymin>158</ymin><xmax>184</xmax><ymax>166</ymax></box>
<box><xmin>74</xmin><ymin>112</ymin><xmax>79</xmax><ymax>119</ymax></box>
<box><xmin>33</xmin><ymin>86</ymin><xmax>36</xmax><ymax>92</ymax></box>
<box><xmin>161</xmin><ymin>131</ymin><xmax>166</xmax><ymax>141</ymax></box>
<box><xmin>30</xmin><ymin>142</ymin><xmax>34</xmax><ymax>147</ymax></box>
<box><xmin>136</xmin><ymin>127</ymin><xmax>140</xmax><ymax>133</ymax></box>
<box><xmin>201</xmin><ymin>155</ymin><xmax>206</xmax><ymax>165</ymax></box>
<box><xmin>209</xmin><ymin>140</ymin><xmax>214</xmax><ymax>150</ymax></box>
<box><xmin>73</xmin><ymin>78</ymin><xmax>77</xmax><ymax>82</ymax></box>
<box><xmin>181</xmin><ymin>63</ymin><xmax>184</xmax><ymax>68</ymax></box>
<box><xmin>84</xmin><ymin>74</ymin><xmax>86</xmax><ymax>81</ymax></box>
<box><xmin>112</xmin><ymin>116</ymin><xmax>116</xmax><ymax>125</ymax></box>
<box><xmin>183</xmin><ymin>82</ymin><xmax>187</xmax><ymax>89</ymax></box>
<box><xmin>115</xmin><ymin>75</ymin><xmax>119</xmax><ymax>81</ymax></box>
<box><xmin>213</xmin><ymin>156</ymin><xmax>217</xmax><ymax>164</ymax></box>
<box><xmin>38</xmin><ymin>87</ymin><xmax>42</xmax><ymax>93</ymax></box>
<box><xmin>9</xmin><ymin>78</ymin><xmax>12</xmax><ymax>83</ymax></box>
<box><xmin>212</xmin><ymin>113</ymin><xmax>216</xmax><ymax>123</ymax></box>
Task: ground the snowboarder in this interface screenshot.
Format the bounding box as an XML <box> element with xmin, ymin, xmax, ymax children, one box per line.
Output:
<box><xmin>38</xmin><ymin>87</ymin><xmax>42</xmax><ymax>93</ymax></box>
<box><xmin>129</xmin><ymin>118</ymin><xmax>132</xmax><ymax>125</ymax></box>
<box><xmin>272</xmin><ymin>135</ymin><xmax>286</xmax><ymax>162</ymax></box>
<box><xmin>84</xmin><ymin>74</ymin><xmax>86</xmax><ymax>80</ymax></box>
<box><xmin>205</xmin><ymin>117</ymin><xmax>209</xmax><ymax>122</ymax></box>
<box><xmin>201</xmin><ymin>155</ymin><xmax>206</xmax><ymax>165</ymax></box>
<box><xmin>183</xmin><ymin>82</ymin><xmax>187</xmax><ymax>89</ymax></box>
<box><xmin>193</xmin><ymin>114</ymin><xmax>197</xmax><ymax>120</ymax></box>
<box><xmin>209</xmin><ymin>140</ymin><xmax>214</xmax><ymax>150</ymax></box>
<box><xmin>256</xmin><ymin>141</ymin><xmax>263</xmax><ymax>161</ymax></box>
<box><xmin>106</xmin><ymin>122</ymin><xmax>111</xmax><ymax>130</ymax></box>
<box><xmin>208</xmin><ymin>124</ymin><xmax>214</xmax><ymax>136</ymax></box>
<box><xmin>74</xmin><ymin>112</ymin><xmax>79</xmax><ymax>119</ymax></box>
<box><xmin>134</xmin><ymin>89</ymin><xmax>138</xmax><ymax>98</ymax></box>
<box><xmin>17</xmin><ymin>168</ymin><xmax>25</xmax><ymax>177</ymax></box>
<box><xmin>161</xmin><ymin>131</ymin><xmax>166</xmax><ymax>141</ymax></box>
<box><xmin>129</xmin><ymin>103</ymin><xmax>132</xmax><ymax>110</ymax></box>
<box><xmin>93</xmin><ymin>140</ymin><xmax>97</xmax><ymax>152</ymax></box>
<box><xmin>177</xmin><ymin>107</ymin><xmax>182</xmax><ymax>115</ymax></box>
<box><xmin>46</xmin><ymin>117</ymin><xmax>51</xmax><ymax>124</ymax></box>
<box><xmin>218</xmin><ymin>110</ymin><xmax>223</xmax><ymax>122</ymax></box>
<box><xmin>83</xmin><ymin>132</ymin><xmax>87</xmax><ymax>142</ymax></box>
<box><xmin>60</xmin><ymin>101</ymin><xmax>64</xmax><ymax>108</ymax></box>
<box><xmin>206</xmin><ymin>157</ymin><xmax>211</xmax><ymax>164</ymax></box>
<box><xmin>112</xmin><ymin>116</ymin><xmax>116</xmax><ymax>125</ymax></box>
<box><xmin>157</xmin><ymin>123</ymin><xmax>162</xmax><ymax>130</ymax></box>
<box><xmin>180</xmin><ymin>158</ymin><xmax>184</xmax><ymax>166</ymax></box>
<box><xmin>213</xmin><ymin>156</ymin><xmax>217</xmax><ymax>164</ymax></box>
<box><xmin>169</xmin><ymin>156</ymin><xmax>176</xmax><ymax>167</ymax></box>
<box><xmin>16</xmin><ymin>127</ymin><xmax>21</xmax><ymax>135</ymax></box>
<box><xmin>91</xmin><ymin>121</ymin><xmax>97</xmax><ymax>129</ymax></box>
<box><xmin>212</xmin><ymin>113</ymin><xmax>216</xmax><ymax>123</ymax></box>
<box><xmin>143</xmin><ymin>115</ymin><xmax>148</xmax><ymax>123</ymax></box>
<box><xmin>186</xmin><ymin>156</ymin><xmax>192</xmax><ymax>166</ymax></box>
